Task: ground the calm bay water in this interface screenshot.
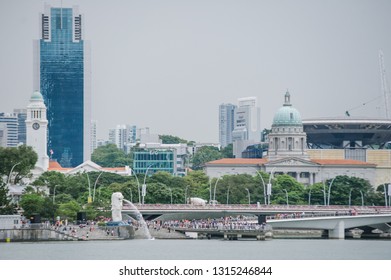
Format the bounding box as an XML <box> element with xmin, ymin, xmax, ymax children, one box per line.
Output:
<box><xmin>0</xmin><ymin>239</ymin><xmax>390</xmax><ymax>260</ymax></box>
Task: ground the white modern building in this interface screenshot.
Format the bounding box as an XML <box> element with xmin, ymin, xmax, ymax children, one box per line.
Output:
<box><xmin>231</xmin><ymin>96</ymin><xmax>261</xmax><ymax>157</ymax></box>
<box><xmin>109</xmin><ymin>124</ymin><xmax>137</xmax><ymax>152</ymax></box>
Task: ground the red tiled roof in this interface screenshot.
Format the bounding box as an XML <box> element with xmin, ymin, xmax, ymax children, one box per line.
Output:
<box><xmin>48</xmin><ymin>160</ymin><xmax>71</xmax><ymax>171</ymax></box>
<box><xmin>207</xmin><ymin>158</ymin><xmax>268</xmax><ymax>165</ymax></box>
<box><xmin>311</xmin><ymin>159</ymin><xmax>376</xmax><ymax>166</ymax></box>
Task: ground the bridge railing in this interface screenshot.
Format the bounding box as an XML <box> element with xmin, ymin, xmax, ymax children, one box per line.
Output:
<box><xmin>123</xmin><ymin>203</ymin><xmax>391</xmax><ymax>214</ymax></box>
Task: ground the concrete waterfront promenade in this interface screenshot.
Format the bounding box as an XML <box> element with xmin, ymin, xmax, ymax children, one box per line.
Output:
<box><xmin>0</xmin><ymin>223</ymin><xmax>133</xmax><ymax>242</ymax></box>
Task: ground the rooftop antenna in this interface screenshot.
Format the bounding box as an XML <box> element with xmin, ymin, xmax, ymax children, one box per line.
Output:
<box><xmin>379</xmin><ymin>50</ymin><xmax>390</xmax><ymax>119</ymax></box>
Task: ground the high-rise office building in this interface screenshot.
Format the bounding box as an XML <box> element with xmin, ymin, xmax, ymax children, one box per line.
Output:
<box><xmin>109</xmin><ymin>124</ymin><xmax>137</xmax><ymax>152</ymax></box>
<box><xmin>90</xmin><ymin>120</ymin><xmax>97</xmax><ymax>153</ymax></box>
<box><xmin>14</xmin><ymin>109</ymin><xmax>27</xmax><ymax>145</ymax></box>
<box><xmin>219</xmin><ymin>103</ymin><xmax>236</xmax><ymax>148</ymax></box>
<box><xmin>231</xmin><ymin>96</ymin><xmax>261</xmax><ymax>158</ymax></box>
<box><xmin>0</xmin><ymin>113</ymin><xmax>18</xmax><ymax>147</ymax></box>
<box><xmin>33</xmin><ymin>4</ymin><xmax>91</xmax><ymax>167</ymax></box>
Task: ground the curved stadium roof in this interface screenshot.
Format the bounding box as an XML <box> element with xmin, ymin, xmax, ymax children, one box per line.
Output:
<box><xmin>302</xmin><ymin>117</ymin><xmax>391</xmax><ymax>148</ymax></box>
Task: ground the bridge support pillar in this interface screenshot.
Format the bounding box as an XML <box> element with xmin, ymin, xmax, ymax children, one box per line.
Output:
<box><xmin>257</xmin><ymin>215</ymin><xmax>267</xmax><ymax>224</ymax></box>
<box><xmin>328</xmin><ymin>220</ymin><xmax>345</xmax><ymax>239</ymax></box>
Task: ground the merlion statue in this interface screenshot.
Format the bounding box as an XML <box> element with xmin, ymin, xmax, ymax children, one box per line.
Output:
<box><xmin>111</xmin><ymin>192</ymin><xmax>124</xmax><ymax>222</ymax></box>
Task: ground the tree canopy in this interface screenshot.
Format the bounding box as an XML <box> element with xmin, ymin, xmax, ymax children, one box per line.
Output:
<box><xmin>0</xmin><ymin>182</ymin><xmax>15</xmax><ymax>214</ymax></box>
<box><xmin>159</xmin><ymin>135</ymin><xmax>189</xmax><ymax>144</ymax></box>
<box><xmin>91</xmin><ymin>144</ymin><xmax>132</xmax><ymax>167</ymax></box>
<box><xmin>192</xmin><ymin>146</ymin><xmax>222</xmax><ymax>170</ymax></box>
<box><xmin>0</xmin><ymin>145</ymin><xmax>38</xmax><ymax>184</ymax></box>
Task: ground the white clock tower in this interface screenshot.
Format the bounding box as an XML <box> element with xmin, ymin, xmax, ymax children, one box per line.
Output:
<box><xmin>26</xmin><ymin>91</ymin><xmax>49</xmax><ymax>172</ymax></box>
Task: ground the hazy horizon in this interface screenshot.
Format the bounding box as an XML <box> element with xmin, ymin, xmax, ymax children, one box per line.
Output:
<box><xmin>1</xmin><ymin>0</ymin><xmax>391</xmax><ymax>143</ymax></box>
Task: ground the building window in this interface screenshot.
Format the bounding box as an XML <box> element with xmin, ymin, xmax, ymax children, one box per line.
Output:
<box><xmin>42</xmin><ymin>15</ymin><xmax>50</xmax><ymax>40</ymax></box>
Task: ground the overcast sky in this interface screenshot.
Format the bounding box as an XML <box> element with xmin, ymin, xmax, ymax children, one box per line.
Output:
<box><xmin>1</xmin><ymin>0</ymin><xmax>391</xmax><ymax>143</ymax></box>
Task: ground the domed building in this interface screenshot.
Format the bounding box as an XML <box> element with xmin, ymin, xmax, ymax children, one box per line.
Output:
<box><xmin>268</xmin><ymin>91</ymin><xmax>309</xmax><ymax>161</ymax></box>
<box><xmin>205</xmin><ymin>91</ymin><xmax>377</xmax><ymax>188</ymax></box>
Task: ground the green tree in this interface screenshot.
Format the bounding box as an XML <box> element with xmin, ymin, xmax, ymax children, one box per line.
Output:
<box><xmin>307</xmin><ymin>182</ymin><xmax>327</xmax><ymax>206</ymax></box>
<box><xmin>221</xmin><ymin>144</ymin><xmax>234</xmax><ymax>158</ymax></box>
<box><xmin>0</xmin><ymin>145</ymin><xmax>38</xmax><ymax>184</ymax></box>
<box><xmin>91</xmin><ymin>144</ymin><xmax>132</xmax><ymax>167</ymax></box>
<box><xmin>271</xmin><ymin>175</ymin><xmax>306</xmax><ymax>205</ymax></box>
<box><xmin>192</xmin><ymin>146</ymin><xmax>222</xmax><ymax>170</ymax></box>
<box><xmin>159</xmin><ymin>135</ymin><xmax>189</xmax><ymax>144</ymax></box>
<box><xmin>57</xmin><ymin>200</ymin><xmax>81</xmax><ymax>220</ymax></box>
<box><xmin>0</xmin><ymin>182</ymin><xmax>15</xmax><ymax>214</ymax></box>
<box><xmin>65</xmin><ymin>173</ymin><xmax>90</xmax><ymax>200</ymax></box>
<box><xmin>19</xmin><ymin>193</ymin><xmax>46</xmax><ymax>218</ymax></box>
<box><xmin>144</xmin><ymin>182</ymin><xmax>173</xmax><ymax>204</ymax></box>
<box><xmin>33</xmin><ymin>171</ymin><xmax>67</xmax><ymax>199</ymax></box>
<box><xmin>326</xmin><ymin>175</ymin><xmax>380</xmax><ymax>206</ymax></box>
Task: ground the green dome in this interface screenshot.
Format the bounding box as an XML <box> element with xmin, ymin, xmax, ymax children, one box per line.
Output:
<box><xmin>272</xmin><ymin>91</ymin><xmax>302</xmax><ymax>126</ymax></box>
<box><xmin>30</xmin><ymin>91</ymin><xmax>44</xmax><ymax>101</ymax></box>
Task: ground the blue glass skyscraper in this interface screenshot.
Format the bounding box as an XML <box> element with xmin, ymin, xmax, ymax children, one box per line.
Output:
<box><xmin>34</xmin><ymin>5</ymin><xmax>91</xmax><ymax>167</ymax></box>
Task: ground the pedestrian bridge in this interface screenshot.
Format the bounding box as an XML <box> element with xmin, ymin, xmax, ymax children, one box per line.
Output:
<box><xmin>121</xmin><ymin>204</ymin><xmax>391</xmax><ymax>239</ymax></box>
<box><xmin>267</xmin><ymin>214</ymin><xmax>391</xmax><ymax>239</ymax></box>
<box><xmin>122</xmin><ymin>203</ymin><xmax>391</xmax><ymax>218</ymax></box>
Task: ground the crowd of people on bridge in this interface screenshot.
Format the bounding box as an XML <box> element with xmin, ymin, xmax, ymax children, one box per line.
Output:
<box><xmin>147</xmin><ymin>215</ymin><xmax>272</xmax><ymax>232</ymax></box>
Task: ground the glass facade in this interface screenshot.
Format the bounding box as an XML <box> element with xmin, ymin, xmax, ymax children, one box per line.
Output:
<box><xmin>219</xmin><ymin>103</ymin><xmax>236</xmax><ymax>148</ymax></box>
<box><xmin>133</xmin><ymin>149</ymin><xmax>176</xmax><ymax>175</ymax></box>
<box><xmin>38</xmin><ymin>7</ymin><xmax>86</xmax><ymax>167</ymax></box>
<box><xmin>14</xmin><ymin>109</ymin><xmax>27</xmax><ymax>145</ymax></box>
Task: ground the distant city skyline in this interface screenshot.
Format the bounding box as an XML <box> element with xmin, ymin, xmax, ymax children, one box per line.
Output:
<box><xmin>1</xmin><ymin>0</ymin><xmax>391</xmax><ymax>143</ymax></box>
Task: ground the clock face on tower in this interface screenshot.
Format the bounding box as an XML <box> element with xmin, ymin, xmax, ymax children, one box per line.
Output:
<box><xmin>32</xmin><ymin>122</ymin><xmax>40</xmax><ymax>130</ymax></box>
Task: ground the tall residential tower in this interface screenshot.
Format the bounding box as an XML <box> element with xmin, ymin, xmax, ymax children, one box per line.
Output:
<box><xmin>33</xmin><ymin>5</ymin><xmax>91</xmax><ymax>167</ymax></box>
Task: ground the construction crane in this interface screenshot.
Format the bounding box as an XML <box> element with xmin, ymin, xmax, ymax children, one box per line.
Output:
<box><xmin>345</xmin><ymin>51</ymin><xmax>390</xmax><ymax>118</ymax></box>
<box><xmin>379</xmin><ymin>50</ymin><xmax>390</xmax><ymax>119</ymax></box>
<box><xmin>345</xmin><ymin>95</ymin><xmax>382</xmax><ymax>117</ymax></box>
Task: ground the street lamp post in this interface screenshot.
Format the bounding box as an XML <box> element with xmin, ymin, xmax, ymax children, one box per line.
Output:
<box><xmin>245</xmin><ymin>188</ymin><xmax>250</xmax><ymax>205</ymax></box>
<box><xmin>53</xmin><ymin>185</ymin><xmax>58</xmax><ymax>204</ymax></box>
<box><xmin>349</xmin><ymin>189</ymin><xmax>353</xmax><ymax>207</ymax></box>
<box><xmin>130</xmin><ymin>169</ymin><xmax>141</xmax><ymax>205</ymax></box>
<box><xmin>169</xmin><ymin>187</ymin><xmax>173</xmax><ymax>204</ymax></box>
<box><xmin>93</xmin><ymin>171</ymin><xmax>104</xmax><ymax>202</ymax></box>
<box><xmin>209</xmin><ymin>180</ymin><xmax>212</xmax><ymax>203</ymax></box>
<box><xmin>383</xmin><ymin>184</ymin><xmax>388</xmax><ymax>207</ymax></box>
<box><xmin>226</xmin><ymin>186</ymin><xmax>230</xmax><ymax>205</ymax></box>
<box><xmin>267</xmin><ymin>167</ymin><xmax>276</xmax><ymax>205</ymax></box>
<box><xmin>213</xmin><ymin>177</ymin><xmax>221</xmax><ymax>206</ymax></box>
<box><xmin>85</xmin><ymin>173</ymin><xmax>92</xmax><ymax>203</ymax></box>
<box><xmin>283</xmin><ymin>189</ymin><xmax>289</xmax><ymax>207</ymax></box>
<box><xmin>7</xmin><ymin>162</ymin><xmax>21</xmax><ymax>185</ymax></box>
<box><xmin>251</xmin><ymin>168</ymin><xmax>267</xmax><ymax>205</ymax></box>
<box><xmin>388</xmin><ymin>184</ymin><xmax>391</xmax><ymax>208</ymax></box>
<box><xmin>327</xmin><ymin>177</ymin><xmax>336</xmax><ymax>206</ymax></box>
<box><xmin>359</xmin><ymin>190</ymin><xmax>364</xmax><ymax>207</ymax></box>
<box><xmin>142</xmin><ymin>164</ymin><xmax>155</xmax><ymax>205</ymax></box>
<box><xmin>184</xmin><ymin>185</ymin><xmax>189</xmax><ymax>204</ymax></box>
<box><xmin>129</xmin><ymin>187</ymin><xmax>133</xmax><ymax>203</ymax></box>
<box><xmin>308</xmin><ymin>188</ymin><xmax>312</xmax><ymax>206</ymax></box>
